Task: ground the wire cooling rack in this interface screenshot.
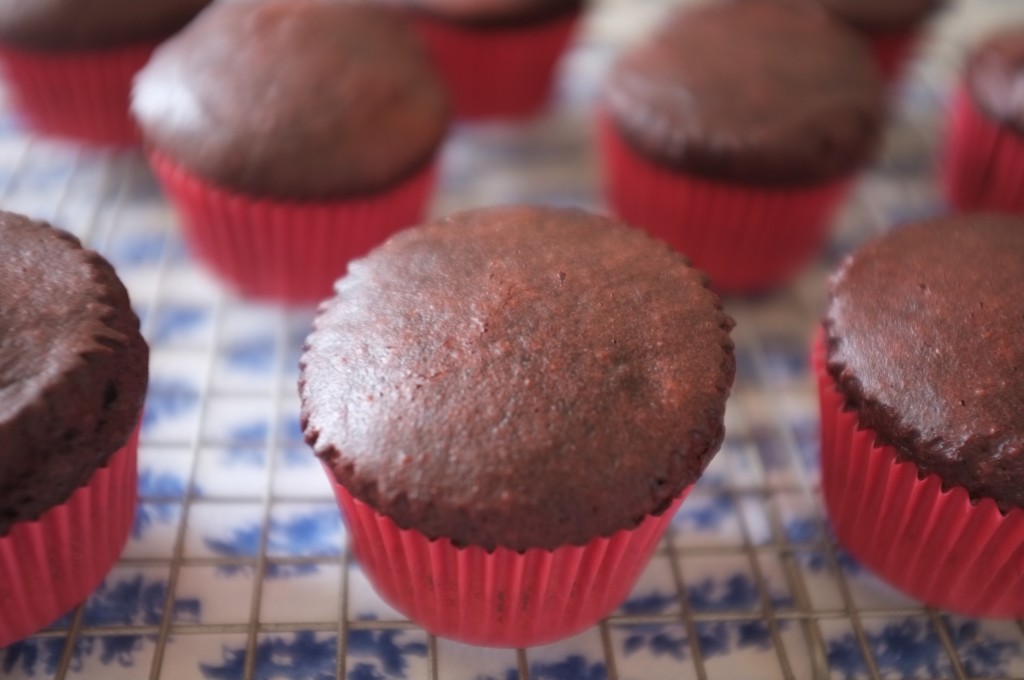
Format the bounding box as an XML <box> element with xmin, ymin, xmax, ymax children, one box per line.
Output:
<box><xmin>2</xmin><ymin>1</ymin><xmax>1024</xmax><ymax>678</ymax></box>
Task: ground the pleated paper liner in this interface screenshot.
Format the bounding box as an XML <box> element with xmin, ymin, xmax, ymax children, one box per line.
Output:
<box><xmin>813</xmin><ymin>330</ymin><xmax>1024</xmax><ymax>618</ymax></box>
<box><xmin>409</xmin><ymin>7</ymin><xmax>581</xmax><ymax>121</ymax></box>
<box><xmin>0</xmin><ymin>42</ymin><xmax>153</xmax><ymax>146</ymax></box>
<box><xmin>146</xmin><ymin>151</ymin><xmax>438</xmax><ymax>304</ymax></box>
<box><xmin>943</xmin><ymin>85</ymin><xmax>1024</xmax><ymax>214</ymax></box>
<box><xmin>328</xmin><ymin>471</ymin><xmax>687</xmax><ymax>647</ymax></box>
<box><xmin>598</xmin><ymin>112</ymin><xmax>851</xmax><ymax>294</ymax></box>
<box><xmin>0</xmin><ymin>426</ymin><xmax>139</xmax><ymax>648</ymax></box>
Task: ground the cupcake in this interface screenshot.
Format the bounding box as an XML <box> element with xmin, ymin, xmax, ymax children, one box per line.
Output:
<box><xmin>132</xmin><ymin>0</ymin><xmax>449</xmax><ymax>303</ymax></box>
<box><xmin>0</xmin><ymin>0</ymin><xmax>210</xmax><ymax>145</ymax></box>
<box><xmin>300</xmin><ymin>205</ymin><xmax>735</xmax><ymax>646</ymax></box>
<box><xmin>944</xmin><ymin>27</ymin><xmax>1024</xmax><ymax>215</ymax></box>
<box><xmin>390</xmin><ymin>0</ymin><xmax>584</xmax><ymax>120</ymax></box>
<box><xmin>816</xmin><ymin>214</ymin><xmax>1024</xmax><ymax>618</ymax></box>
<box><xmin>814</xmin><ymin>0</ymin><xmax>943</xmax><ymax>81</ymax></box>
<box><xmin>0</xmin><ymin>210</ymin><xmax>148</xmax><ymax>646</ymax></box>
<box><xmin>599</xmin><ymin>0</ymin><xmax>884</xmax><ymax>294</ymax></box>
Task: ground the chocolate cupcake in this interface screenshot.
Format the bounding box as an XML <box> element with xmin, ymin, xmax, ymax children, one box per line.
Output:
<box><xmin>300</xmin><ymin>205</ymin><xmax>735</xmax><ymax>646</ymax></box>
<box><xmin>132</xmin><ymin>0</ymin><xmax>449</xmax><ymax>303</ymax></box>
<box><xmin>0</xmin><ymin>210</ymin><xmax>148</xmax><ymax>646</ymax></box>
<box><xmin>0</xmin><ymin>0</ymin><xmax>211</xmax><ymax>145</ymax></box>
<box><xmin>944</xmin><ymin>26</ymin><xmax>1024</xmax><ymax>215</ymax></box>
<box><xmin>815</xmin><ymin>214</ymin><xmax>1024</xmax><ymax>618</ymax></box>
<box><xmin>815</xmin><ymin>0</ymin><xmax>943</xmax><ymax>80</ymax></box>
<box><xmin>390</xmin><ymin>0</ymin><xmax>585</xmax><ymax>119</ymax></box>
<box><xmin>599</xmin><ymin>0</ymin><xmax>884</xmax><ymax>294</ymax></box>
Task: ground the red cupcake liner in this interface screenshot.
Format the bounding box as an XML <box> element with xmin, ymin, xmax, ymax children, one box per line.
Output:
<box><xmin>409</xmin><ymin>9</ymin><xmax>581</xmax><ymax>121</ymax></box>
<box><xmin>868</xmin><ymin>30</ymin><xmax>919</xmax><ymax>83</ymax></box>
<box><xmin>943</xmin><ymin>85</ymin><xmax>1024</xmax><ymax>214</ymax></box>
<box><xmin>147</xmin><ymin>151</ymin><xmax>438</xmax><ymax>304</ymax></box>
<box><xmin>0</xmin><ymin>42</ymin><xmax>154</xmax><ymax>146</ymax></box>
<box><xmin>0</xmin><ymin>426</ymin><xmax>139</xmax><ymax>647</ymax></box>
<box><xmin>813</xmin><ymin>330</ymin><xmax>1024</xmax><ymax>618</ymax></box>
<box><xmin>598</xmin><ymin>113</ymin><xmax>852</xmax><ymax>294</ymax></box>
<box><xmin>328</xmin><ymin>471</ymin><xmax>687</xmax><ymax>647</ymax></box>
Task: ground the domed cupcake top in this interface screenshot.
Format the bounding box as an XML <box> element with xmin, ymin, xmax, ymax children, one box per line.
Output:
<box><xmin>0</xmin><ymin>210</ymin><xmax>148</xmax><ymax>535</ymax></box>
<box><xmin>603</xmin><ymin>0</ymin><xmax>884</xmax><ymax>185</ymax></box>
<box><xmin>0</xmin><ymin>0</ymin><xmax>211</xmax><ymax>50</ymax></box>
<box><xmin>966</xmin><ymin>25</ymin><xmax>1024</xmax><ymax>134</ymax></box>
<box><xmin>825</xmin><ymin>215</ymin><xmax>1024</xmax><ymax>512</ymax></box>
<box><xmin>132</xmin><ymin>0</ymin><xmax>449</xmax><ymax>200</ymax></box>
<box><xmin>814</xmin><ymin>0</ymin><xmax>942</xmax><ymax>31</ymax></box>
<box><xmin>301</xmin><ymin>206</ymin><xmax>735</xmax><ymax>551</ymax></box>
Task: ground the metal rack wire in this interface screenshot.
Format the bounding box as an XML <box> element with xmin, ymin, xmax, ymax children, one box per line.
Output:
<box><xmin>1</xmin><ymin>1</ymin><xmax>1024</xmax><ymax>678</ymax></box>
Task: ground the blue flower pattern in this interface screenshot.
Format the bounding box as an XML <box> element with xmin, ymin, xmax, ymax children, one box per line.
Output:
<box><xmin>223</xmin><ymin>420</ymin><xmax>270</xmax><ymax>467</ymax></box>
<box><xmin>133</xmin><ymin>502</ymin><xmax>182</xmax><ymax>540</ymax></box>
<box><xmin>201</xmin><ymin>632</ymin><xmax>337</xmax><ymax>680</ymax></box>
<box><xmin>475</xmin><ymin>656</ymin><xmax>607</xmax><ymax>680</ymax></box>
<box><xmin>224</xmin><ymin>335</ymin><xmax>276</xmax><ymax>374</ymax></box>
<box><xmin>142</xmin><ymin>377</ymin><xmax>200</xmax><ymax>431</ymax></box>
<box><xmin>674</xmin><ymin>492</ymin><xmax>734</xmax><ymax>531</ymax></box>
<box><xmin>827</xmin><ymin>618</ymin><xmax>1022</xmax><ymax>680</ymax></box>
<box><xmin>151</xmin><ymin>305</ymin><xmax>209</xmax><ymax>346</ymax></box>
<box><xmin>82</xmin><ymin>574</ymin><xmax>201</xmax><ymax>627</ymax></box>
<box><xmin>268</xmin><ymin>508</ymin><xmax>342</xmax><ymax>559</ymax></box>
<box><xmin>0</xmin><ymin>576</ymin><xmax>199</xmax><ymax>675</ymax></box>
<box><xmin>345</xmin><ymin>628</ymin><xmax>428</xmax><ymax>679</ymax></box>
<box><xmin>106</xmin><ymin>232</ymin><xmax>166</xmax><ymax>269</ymax></box>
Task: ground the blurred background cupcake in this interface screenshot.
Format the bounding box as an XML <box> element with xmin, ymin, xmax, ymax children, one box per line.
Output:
<box><xmin>944</xmin><ymin>25</ymin><xmax>1024</xmax><ymax>214</ymax></box>
<box><xmin>0</xmin><ymin>0</ymin><xmax>210</xmax><ymax>145</ymax></box>
<box><xmin>389</xmin><ymin>0</ymin><xmax>585</xmax><ymax>120</ymax></box>
<box><xmin>132</xmin><ymin>0</ymin><xmax>450</xmax><ymax>304</ymax></box>
<box><xmin>599</xmin><ymin>0</ymin><xmax>884</xmax><ymax>294</ymax></box>
<box><xmin>813</xmin><ymin>0</ymin><xmax>944</xmax><ymax>82</ymax></box>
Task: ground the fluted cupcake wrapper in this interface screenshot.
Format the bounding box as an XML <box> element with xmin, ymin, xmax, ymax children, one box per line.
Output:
<box><xmin>147</xmin><ymin>151</ymin><xmax>438</xmax><ymax>304</ymax></box>
<box><xmin>328</xmin><ymin>471</ymin><xmax>686</xmax><ymax>647</ymax></box>
<box><xmin>813</xmin><ymin>331</ymin><xmax>1024</xmax><ymax>619</ymax></box>
<box><xmin>0</xmin><ymin>43</ymin><xmax>153</xmax><ymax>146</ymax></box>
<box><xmin>943</xmin><ymin>85</ymin><xmax>1024</xmax><ymax>214</ymax></box>
<box><xmin>598</xmin><ymin>112</ymin><xmax>851</xmax><ymax>294</ymax></box>
<box><xmin>409</xmin><ymin>9</ymin><xmax>580</xmax><ymax>121</ymax></box>
<box><xmin>0</xmin><ymin>426</ymin><xmax>139</xmax><ymax>648</ymax></box>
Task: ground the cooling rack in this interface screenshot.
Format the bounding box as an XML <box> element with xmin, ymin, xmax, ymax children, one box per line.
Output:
<box><xmin>2</xmin><ymin>0</ymin><xmax>1024</xmax><ymax>678</ymax></box>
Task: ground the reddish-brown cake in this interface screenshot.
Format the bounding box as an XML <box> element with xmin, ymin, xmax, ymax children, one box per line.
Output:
<box><xmin>300</xmin><ymin>205</ymin><xmax>735</xmax><ymax>646</ymax></box>
<box><xmin>814</xmin><ymin>0</ymin><xmax>943</xmax><ymax>80</ymax></box>
<box><xmin>600</xmin><ymin>0</ymin><xmax>884</xmax><ymax>293</ymax></box>
<box><xmin>0</xmin><ymin>0</ymin><xmax>211</xmax><ymax>144</ymax></box>
<box><xmin>944</xmin><ymin>26</ymin><xmax>1024</xmax><ymax>214</ymax></box>
<box><xmin>817</xmin><ymin>214</ymin><xmax>1024</xmax><ymax>618</ymax></box>
<box><xmin>0</xmin><ymin>209</ymin><xmax>148</xmax><ymax>646</ymax></box>
<box><xmin>132</xmin><ymin>0</ymin><xmax>450</xmax><ymax>303</ymax></box>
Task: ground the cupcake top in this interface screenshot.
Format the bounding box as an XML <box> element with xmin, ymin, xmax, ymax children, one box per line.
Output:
<box><xmin>965</xmin><ymin>26</ymin><xmax>1024</xmax><ymax>134</ymax></box>
<box><xmin>392</xmin><ymin>0</ymin><xmax>582</xmax><ymax>24</ymax></box>
<box><xmin>603</xmin><ymin>0</ymin><xmax>884</xmax><ymax>186</ymax></box>
<box><xmin>814</xmin><ymin>0</ymin><xmax>942</xmax><ymax>32</ymax></box>
<box><xmin>0</xmin><ymin>0</ymin><xmax>211</xmax><ymax>50</ymax></box>
<box><xmin>825</xmin><ymin>215</ymin><xmax>1024</xmax><ymax>512</ymax></box>
<box><xmin>301</xmin><ymin>206</ymin><xmax>736</xmax><ymax>551</ymax></box>
<box><xmin>131</xmin><ymin>0</ymin><xmax>449</xmax><ymax>200</ymax></box>
<box><xmin>0</xmin><ymin>211</ymin><xmax>148</xmax><ymax>536</ymax></box>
